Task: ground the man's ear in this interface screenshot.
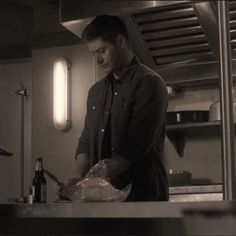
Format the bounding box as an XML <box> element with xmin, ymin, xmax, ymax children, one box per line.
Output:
<box><xmin>116</xmin><ymin>34</ymin><xmax>126</xmax><ymax>48</ymax></box>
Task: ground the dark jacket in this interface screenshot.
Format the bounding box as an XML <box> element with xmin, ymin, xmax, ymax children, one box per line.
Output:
<box><xmin>76</xmin><ymin>57</ymin><xmax>169</xmax><ymax>201</ymax></box>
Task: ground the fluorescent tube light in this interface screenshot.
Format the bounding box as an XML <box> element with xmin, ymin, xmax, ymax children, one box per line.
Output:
<box><xmin>53</xmin><ymin>57</ymin><xmax>71</xmax><ymax>131</ymax></box>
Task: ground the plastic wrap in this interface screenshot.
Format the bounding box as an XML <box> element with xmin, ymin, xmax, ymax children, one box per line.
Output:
<box><xmin>58</xmin><ymin>177</ymin><xmax>81</xmax><ymax>200</ymax></box>
<box><xmin>59</xmin><ymin>159</ymin><xmax>131</xmax><ymax>202</ymax></box>
<box><xmin>85</xmin><ymin>159</ymin><xmax>113</xmax><ymax>179</ymax></box>
<box><xmin>69</xmin><ymin>177</ymin><xmax>131</xmax><ymax>202</ymax></box>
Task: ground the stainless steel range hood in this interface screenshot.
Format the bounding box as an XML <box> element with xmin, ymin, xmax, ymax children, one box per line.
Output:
<box><xmin>60</xmin><ymin>1</ymin><xmax>191</xmax><ymax>22</ymax></box>
<box><xmin>60</xmin><ymin>0</ymin><xmax>236</xmax><ymax>86</ymax></box>
<box><xmin>60</xmin><ymin>1</ymin><xmax>190</xmax><ymax>40</ymax></box>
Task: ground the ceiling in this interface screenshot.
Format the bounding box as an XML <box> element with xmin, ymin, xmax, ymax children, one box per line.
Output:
<box><xmin>0</xmin><ymin>0</ymin><xmax>80</xmax><ymax>60</ymax></box>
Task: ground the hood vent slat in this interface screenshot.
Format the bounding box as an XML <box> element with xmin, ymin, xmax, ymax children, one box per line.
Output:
<box><xmin>133</xmin><ymin>3</ymin><xmax>193</xmax><ymax>19</ymax></box>
<box><xmin>135</xmin><ymin>9</ymin><xmax>195</xmax><ymax>24</ymax></box>
<box><xmin>142</xmin><ymin>25</ymin><xmax>202</xmax><ymax>41</ymax></box>
<box><xmin>151</xmin><ymin>43</ymin><xmax>210</xmax><ymax>57</ymax></box>
<box><xmin>155</xmin><ymin>51</ymin><xmax>213</xmax><ymax>66</ymax></box>
<box><xmin>139</xmin><ymin>17</ymin><xmax>198</xmax><ymax>33</ymax></box>
<box><xmin>147</xmin><ymin>34</ymin><xmax>206</xmax><ymax>48</ymax></box>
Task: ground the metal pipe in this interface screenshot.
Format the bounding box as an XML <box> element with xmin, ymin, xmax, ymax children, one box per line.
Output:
<box><xmin>218</xmin><ymin>0</ymin><xmax>236</xmax><ymax>200</ymax></box>
<box><xmin>16</xmin><ymin>83</ymin><xmax>29</xmax><ymax>201</ymax></box>
<box><xmin>20</xmin><ymin>92</ymin><xmax>25</xmax><ymax>199</ymax></box>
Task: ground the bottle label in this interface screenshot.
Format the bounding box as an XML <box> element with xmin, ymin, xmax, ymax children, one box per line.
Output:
<box><xmin>41</xmin><ymin>183</ymin><xmax>47</xmax><ymax>203</ymax></box>
<box><xmin>28</xmin><ymin>194</ymin><xmax>33</xmax><ymax>204</ymax></box>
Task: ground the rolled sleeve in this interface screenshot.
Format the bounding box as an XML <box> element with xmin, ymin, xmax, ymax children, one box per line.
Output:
<box><xmin>76</xmin><ymin>122</ymin><xmax>89</xmax><ymax>157</ymax></box>
<box><xmin>75</xmin><ymin>91</ymin><xmax>91</xmax><ymax>158</ymax></box>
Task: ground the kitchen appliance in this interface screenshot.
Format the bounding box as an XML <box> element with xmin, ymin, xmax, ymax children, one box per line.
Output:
<box><xmin>168</xmin><ymin>169</ymin><xmax>192</xmax><ymax>187</ymax></box>
<box><xmin>167</xmin><ymin>110</ymin><xmax>209</xmax><ymax>125</ymax></box>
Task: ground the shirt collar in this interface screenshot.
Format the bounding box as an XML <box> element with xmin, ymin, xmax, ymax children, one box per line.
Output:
<box><xmin>106</xmin><ymin>56</ymin><xmax>140</xmax><ymax>84</ymax></box>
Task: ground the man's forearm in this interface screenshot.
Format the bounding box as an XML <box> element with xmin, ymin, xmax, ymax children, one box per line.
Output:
<box><xmin>75</xmin><ymin>153</ymin><xmax>90</xmax><ymax>178</ymax></box>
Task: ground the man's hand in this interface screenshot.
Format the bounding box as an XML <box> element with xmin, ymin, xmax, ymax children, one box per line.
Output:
<box><xmin>75</xmin><ymin>153</ymin><xmax>90</xmax><ymax>178</ymax></box>
<box><xmin>86</xmin><ymin>154</ymin><xmax>130</xmax><ymax>180</ymax></box>
<box><xmin>57</xmin><ymin>177</ymin><xmax>81</xmax><ymax>200</ymax></box>
<box><xmin>56</xmin><ymin>153</ymin><xmax>90</xmax><ymax>200</ymax></box>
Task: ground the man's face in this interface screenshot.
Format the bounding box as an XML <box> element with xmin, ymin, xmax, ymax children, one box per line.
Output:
<box><xmin>87</xmin><ymin>37</ymin><xmax>122</xmax><ymax>74</ymax></box>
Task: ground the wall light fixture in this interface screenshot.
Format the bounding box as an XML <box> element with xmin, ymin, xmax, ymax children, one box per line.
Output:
<box><xmin>53</xmin><ymin>57</ymin><xmax>71</xmax><ymax>131</ymax></box>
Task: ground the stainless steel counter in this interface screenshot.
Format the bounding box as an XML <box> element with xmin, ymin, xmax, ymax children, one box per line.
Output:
<box><xmin>0</xmin><ymin>201</ymin><xmax>236</xmax><ymax>235</ymax></box>
<box><xmin>0</xmin><ymin>201</ymin><xmax>185</xmax><ymax>218</ymax></box>
<box><xmin>169</xmin><ymin>184</ymin><xmax>223</xmax><ymax>202</ymax></box>
<box><xmin>0</xmin><ymin>202</ymin><xmax>186</xmax><ymax>235</ymax></box>
<box><xmin>169</xmin><ymin>184</ymin><xmax>222</xmax><ymax>194</ymax></box>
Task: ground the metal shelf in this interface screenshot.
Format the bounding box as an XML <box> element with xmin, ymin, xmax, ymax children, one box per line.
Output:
<box><xmin>167</xmin><ymin>120</ymin><xmax>221</xmax><ymax>131</ymax></box>
<box><xmin>166</xmin><ymin>121</ymin><xmax>224</xmax><ymax>156</ymax></box>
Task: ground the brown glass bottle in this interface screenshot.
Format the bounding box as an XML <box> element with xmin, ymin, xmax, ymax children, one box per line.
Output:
<box><xmin>32</xmin><ymin>157</ymin><xmax>47</xmax><ymax>203</ymax></box>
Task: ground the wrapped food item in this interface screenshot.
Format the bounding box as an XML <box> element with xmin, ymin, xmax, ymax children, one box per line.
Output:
<box><xmin>85</xmin><ymin>159</ymin><xmax>112</xmax><ymax>180</ymax></box>
<box><xmin>59</xmin><ymin>159</ymin><xmax>131</xmax><ymax>202</ymax></box>
<box><xmin>59</xmin><ymin>177</ymin><xmax>131</xmax><ymax>202</ymax></box>
<box><xmin>59</xmin><ymin>177</ymin><xmax>82</xmax><ymax>200</ymax></box>
<box><xmin>68</xmin><ymin>177</ymin><xmax>131</xmax><ymax>202</ymax></box>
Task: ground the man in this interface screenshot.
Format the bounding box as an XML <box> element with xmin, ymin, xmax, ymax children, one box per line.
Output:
<box><xmin>75</xmin><ymin>15</ymin><xmax>168</xmax><ymax>201</ymax></box>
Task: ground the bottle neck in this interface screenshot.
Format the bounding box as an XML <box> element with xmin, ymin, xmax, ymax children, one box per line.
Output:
<box><xmin>35</xmin><ymin>159</ymin><xmax>43</xmax><ymax>171</ymax></box>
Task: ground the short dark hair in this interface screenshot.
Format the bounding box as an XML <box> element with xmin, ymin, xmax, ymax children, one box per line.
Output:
<box><xmin>81</xmin><ymin>15</ymin><xmax>129</xmax><ymax>43</ymax></box>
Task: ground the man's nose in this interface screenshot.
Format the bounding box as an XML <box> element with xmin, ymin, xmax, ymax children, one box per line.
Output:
<box><xmin>95</xmin><ymin>54</ymin><xmax>103</xmax><ymax>64</ymax></box>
